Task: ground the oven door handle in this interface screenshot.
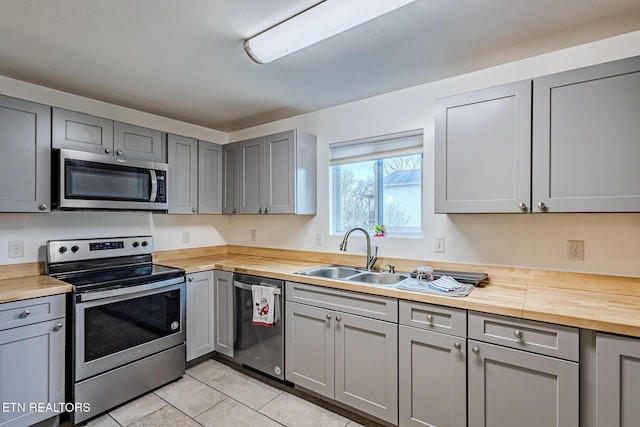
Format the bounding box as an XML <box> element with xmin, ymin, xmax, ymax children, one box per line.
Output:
<box><xmin>149</xmin><ymin>169</ymin><xmax>158</xmax><ymax>202</ymax></box>
<box><xmin>77</xmin><ymin>277</ymin><xmax>185</xmax><ymax>302</ymax></box>
<box><xmin>233</xmin><ymin>281</ymin><xmax>281</xmax><ymax>295</ymax></box>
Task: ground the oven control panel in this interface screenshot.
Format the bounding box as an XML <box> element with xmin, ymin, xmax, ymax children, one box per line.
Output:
<box><xmin>47</xmin><ymin>236</ymin><xmax>154</xmax><ymax>263</ymax></box>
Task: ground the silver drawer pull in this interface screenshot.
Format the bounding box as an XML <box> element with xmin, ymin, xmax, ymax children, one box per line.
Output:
<box><xmin>326</xmin><ymin>314</ymin><xmax>332</xmax><ymax>320</ymax></box>
<box><xmin>53</xmin><ymin>323</ymin><xmax>63</xmax><ymax>331</ymax></box>
<box><xmin>426</xmin><ymin>314</ymin><xmax>434</xmax><ymax>323</ymax></box>
<box><xmin>19</xmin><ymin>310</ymin><xmax>31</xmax><ymax>318</ymax></box>
<box><xmin>514</xmin><ymin>330</ymin><xmax>523</xmax><ymax>339</ymax></box>
<box><xmin>335</xmin><ymin>316</ymin><xmax>342</xmax><ymax>322</ymax></box>
<box><xmin>472</xmin><ymin>346</ymin><xmax>480</xmax><ymax>354</ymax></box>
<box><xmin>453</xmin><ymin>342</ymin><xmax>461</xmax><ymax>350</ymax></box>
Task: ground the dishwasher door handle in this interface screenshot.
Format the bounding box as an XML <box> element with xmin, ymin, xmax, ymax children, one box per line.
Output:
<box><xmin>233</xmin><ymin>281</ymin><xmax>281</xmax><ymax>295</ymax></box>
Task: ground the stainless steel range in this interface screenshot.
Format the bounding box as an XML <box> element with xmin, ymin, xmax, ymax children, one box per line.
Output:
<box><xmin>46</xmin><ymin>236</ymin><xmax>186</xmax><ymax>424</ymax></box>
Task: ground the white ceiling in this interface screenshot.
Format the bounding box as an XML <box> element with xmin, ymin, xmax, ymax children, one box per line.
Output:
<box><xmin>2</xmin><ymin>0</ymin><xmax>640</xmax><ymax>132</ymax></box>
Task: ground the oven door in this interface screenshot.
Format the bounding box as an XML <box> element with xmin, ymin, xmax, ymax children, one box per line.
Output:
<box><xmin>55</xmin><ymin>149</ymin><xmax>168</xmax><ymax>211</ymax></box>
<box><xmin>74</xmin><ymin>278</ymin><xmax>185</xmax><ymax>382</ymax></box>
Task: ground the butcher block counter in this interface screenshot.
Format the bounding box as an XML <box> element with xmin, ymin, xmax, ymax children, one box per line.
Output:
<box><xmin>1</xmin><ymin>245</ymin><xmax>639</xmax><ymax>337</ymax></box>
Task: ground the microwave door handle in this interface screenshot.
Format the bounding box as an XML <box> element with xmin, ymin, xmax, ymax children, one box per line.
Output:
<box><xmin>149</xmin><ymin>169</ymin><xmax>158</xmax><ymax>202</ymax></box>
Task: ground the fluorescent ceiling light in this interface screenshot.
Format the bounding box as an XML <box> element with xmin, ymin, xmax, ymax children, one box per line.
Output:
<box><xmin>244</xmin><ymin>0</ymin><xmax>417</xmax><ymax>64</ymax></box>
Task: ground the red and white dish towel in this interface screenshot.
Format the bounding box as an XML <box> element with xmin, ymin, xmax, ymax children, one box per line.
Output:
<box><xmin>252</xmin><ymin>284</ymin><xmax>278</xmax><ymax>327</ymax></box>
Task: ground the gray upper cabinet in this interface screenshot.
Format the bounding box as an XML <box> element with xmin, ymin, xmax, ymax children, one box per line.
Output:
<box><xmin>595</xmin><ymin>333</ymin><xmax>640</xmax><ymax>427</ymax></box>
<box><xmin>0</xmin><ymin>95</ymin><xmax>51</xmax><ymax>212</ymax></box>
<box><xmin>168</xmin><ymin>135</ymin><xmax>223</xmax><ymax>214</ymax></box>
<box><xmin>198</xmin><ymin>141</ymin><xmax>223</xmax><ymax>214</ymax></box>
<box><xmin>114</xmin><ymin>122</ymin><xmax>164</xmax><ymax>162</ymax></box>
<box><xmin>435</xmin><ymin>80</ymin><xmax>532</xmax><ymax>213</ymax></box>
<box><xmin>532</xmin><ymin>55</ymin><xmax>640</xmax><ymax>212</ymax></box>
<box><xmin>168</xmin><ymin>134</ymin><xmax>198</xmax><ymax>214</ymax></box>
<box><xmin>52</xmin><ymin>107</ymin><xmax>114</xmax><ymax>154</ymax></box>
<box><xmin>222</xmin><ymin>143</ymin><xmax>239</xmax><ymax>214</ymax></box>
<box><xmin>232</xmin><ymin>129</ymin><xmax>317</xmax><ymax>215</ymax></box>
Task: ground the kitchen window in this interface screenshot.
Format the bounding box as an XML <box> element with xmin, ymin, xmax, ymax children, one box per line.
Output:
<box><xmin>330</xmin><ymin>129</ymin><xmax>423</xmax><ymax>237</ymax></box>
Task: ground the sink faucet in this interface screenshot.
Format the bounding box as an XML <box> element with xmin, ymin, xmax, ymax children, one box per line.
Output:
<box><xmin>339</xmin><ymin>227</ymin><xmax>378</xmax><ymax>271</ymax></box>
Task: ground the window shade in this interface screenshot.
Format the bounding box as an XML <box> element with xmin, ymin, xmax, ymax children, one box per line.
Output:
<box><xmin>329</xmin><ymin>129</ymin><xmax>423</xmax><ymax>164</ymax></box>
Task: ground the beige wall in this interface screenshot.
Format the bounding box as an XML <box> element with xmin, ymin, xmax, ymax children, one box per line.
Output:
<box><xmin>1</xmin><ymin>31</ymin><xmax>639</xmax><ymax>277</ymax></box>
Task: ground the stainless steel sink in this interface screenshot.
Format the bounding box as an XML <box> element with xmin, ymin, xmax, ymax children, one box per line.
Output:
<box><xmin>295</xmin><ymin>265</ymin><xmax>409</xmax><ymax>287</ymax></box>
<box><xmin>348</xmin><ymin>272</ymin><xmax>408</xmax><ymax>285</ymax></box>
<box><xmin>296</xmin><ymin>265</ymin><xmax>361</xmax><ymax>279</ymax></box>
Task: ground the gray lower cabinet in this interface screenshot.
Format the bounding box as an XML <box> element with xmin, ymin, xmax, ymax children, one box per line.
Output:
<box><xmin>595</xmin><ymin>333</ymin><xmax>640</xmax><ymax>427</ymax></box>
<box><xmin>0</xmin><ymin>295</ymin><xmax>65</xmax><ymax>427</ymax></box>
<box><xmin>532</xmin><ymin>55</ymin><xmax>640</xmax><ymax>212</ymax></box>
<box><xmin>0</xmin><ymin>95</ymin><xmax>51</xmax><ymax>212</ymax></box>
<box><xmin>285</xmin><ymin>282</ymin><xmax>398</xmax><ymax>424</ymax></box>
<box><xmin>213</xmin><ymin>270</ymin><xmax>234</xmax><ymax>357</ymax></box>
<box><xmin>229</xmin><ymin>129</ymin><xmax>317</xmax><ymax>215</ymax></box>
<box><xmin>435</xmin><ymin>80</ymin><xmax>532</xmax><ymax>213</ymax></box>
<box><xmin>186</xmin><ymin>270</ymin><xmax>215</xmax><ymax>361</ymax></box>
<box><xmin>168</xmin><ymin>134</ymin><xmax>222</xmax><ymax>214</ymax></box>
<box><xmin>53</xmin><ymin>107</ymin><xmax>166</xmax><ymax>162</ymax></box>
<box><xmin>398</xmin><ymin>301</ymin><xmax>467</xmax><ymax>427</ymax></box>
<box><xmin>468</xmin><ymin>312</ymin><xmax>579</xmax><ymax>427</ymax></box>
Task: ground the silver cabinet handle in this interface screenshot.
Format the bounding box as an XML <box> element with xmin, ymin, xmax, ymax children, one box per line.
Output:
<box><xmin>472</xmin><ymin>346</ymin><xmax>480</xmax><ymax>354</ymax></box>
<box><xmin>514</xmin><ymin>330</ymin><xmax>523</xmax><ymax>339</ymax></box>
<box><xmin>192</xmin><ymin>208</ymin><xmax>197</xmax><ymax>213</ymax></box>
<box><xmin>335</xmin><ymin>316</ymin><xmax>342</xmax><ymax>322</ymax></box>
<box><xmin>258</xmin><ymin>208</ymin><xmax>263</xmax><ymax>214</ymax></box>
<box><xmin>454</xmin><ymin>342</ymin><xmax>461</xmax><ymax>350</ymax></box>
<box><xmin>19</xmin><ymin>310</ymin><xmax>31</xmax><ymax>318</ymax></box>
<box><xmin>518</xmin><ymin>202</ymin><xmax>527</xmax><ymax>211</ymax></box>
<box><xmin>426</xmin><ymin>314</ymin><xmax>434</xmax><ymax>323</ymax></box>
<box><xmin>232</xmin><ymin>208</ymin><xmax>238</xmax><ymax>213</ymax></box>
<box><xmin>264</xmin><ymin>208</ymin><xmax>268</xmax><ymax>214</ymax></box>
<box><xmin>325</xmin><ymin>314</ymin><xmax>332</xmax><ymax>320</ymax></box>
<box><xmin>116</xmin><ymin>150</ymin><xmax>124</xmax><ymax>156</ymax></box>
<box><xmin>537</xmin><ymin>202</ymin><xmax>547</xmax><ymax>210</ymax></box>
<box><xmin>188</xmin><ymin>276</ymin><xmax>194</xmax><ymax>282</ymax></box>
<box><xmin>39</xmin><ymin>203</ymin><xmax>48</xmax><ymax>211</ymax></box>
<box><xmin>53</xmin><ymin>323</ymin><xmax>63</xmax><ymax>331</ymax></box>
<box><xmin>104</xmin><ymin>148</ymin><xmax>112</xmax><ymax>154</ymax></box>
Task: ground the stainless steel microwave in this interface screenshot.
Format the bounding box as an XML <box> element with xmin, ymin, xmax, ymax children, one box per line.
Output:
<box><xmin>52</xmin><ymin>149</ymin><xmax>168</xmax><ymax>211</ymax></box>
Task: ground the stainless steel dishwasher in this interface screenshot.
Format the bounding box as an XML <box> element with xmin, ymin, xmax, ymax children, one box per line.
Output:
<box><xmin>233</xmin><ymin>273</ymin><xmax>284</xmax><ymax>379</ymax></box>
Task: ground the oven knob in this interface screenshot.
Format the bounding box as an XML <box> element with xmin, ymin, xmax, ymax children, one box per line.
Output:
<box><xmin>141</xmin><ymin>241</ymin><xmax>148</xmax><ymax>247</ymax></box>
<box><xmin>170</xmin><ymin>321</ymin><xmax>180</xmax><ymax>331</ymax></box>
<box><xmin>71</xmin><ymin>245</ymin><xmax>79</xmax><ymax>253</ymax></box>
<box><xmin>133</xmin><ymin>241</ymin><xmax>139</xmax><ymax>248</ymax></box>
<box><xmin>58</xmin><ymin>246</ymin><xmax>67</xmax><ymax>254</ymax></box>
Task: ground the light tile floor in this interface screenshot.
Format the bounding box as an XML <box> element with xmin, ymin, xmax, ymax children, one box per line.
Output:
<box><xmin>84</xmin><ymin>358</ymin><xmax>386</xmax><ymax>427</ymax></box>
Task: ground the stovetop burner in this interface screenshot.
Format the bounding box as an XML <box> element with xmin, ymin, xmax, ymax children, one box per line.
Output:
<box><xmin>46</xmin><ymin>236</ymin><xmax>184</xmax><ymax>292</ymax></box>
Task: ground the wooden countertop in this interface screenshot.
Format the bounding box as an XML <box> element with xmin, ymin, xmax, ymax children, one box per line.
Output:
<box><xmin>1</xmin><ymin>246</ymin><xmax>638</xmax><ymax>338</ymax></box>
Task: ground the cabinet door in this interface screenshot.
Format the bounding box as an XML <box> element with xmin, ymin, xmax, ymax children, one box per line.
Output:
<box><xmin>114</xmin><ymin>121</ymin><xmax>164</xmax><ymax>162</ymax></box>
<box><xmin>0</xmin><ymin>319</ymin><xmax>65</xmax><ymax>427</ymax></box>
<box><xmin>399</xmin><ymin>325</ymin><xmax>466</xmax><ymax>427</ymax></box>
<box><xmin>532</xmin><ymin>56</ymin><xmax>640</xmax><ymax>212</ymax></box>
<box><xmin>198</xmin><ymin>141</ymin><xmax>222</xmax><ymax>214</ymax></box>
<box><xmin>285</xmin><ymin>301</ymin><xmax>334</xmax><ymax>399</ymax></box>
<box><xmin>222</xmin><ymin>143</ymin><xmax>239</xmax><ymax>214</ymax></box>
<box><xmin>239</xmin><ymin>137</ymin><xmax>264</xmax><ymax>214</ymax></box>
<box><xmin>468</xmin><ymin>340</ymin><xmax>579</xmax><ymax>427</ymax></box>
<box><xmin>596</xmin><ymin>333</ymin><xmax>640</xmax><ymax>427</ymax></box>
<box><xmin>168</xmin><ymin>134</ymin><xmax>198</xmax><ymax>214</ymax></box>
<box><xmin>435</xmin><ymin>81</ymin><xmax>532</xmax><ymax>213</ymax></box>
<box><xmin>52</xmin><ymin>107</ymin><xmax>114</xmax><ymax>154</ymax></box>
<box><xmin>264</xmin><ymin>130</ymin><xmax>295</xmax><ymax>214</ymax></box>
<box><xmin>335</xmin><ymin>312</ymin><xmax>398</xmax><ymax>425</ymax></box>
<box><xmin>0</xmin><ymin>95</ymin><xmax>51</xmax><ymax>212</ymax></box>
<box><xmin>213</xmin><ymin>270</ymin><xmax>234</xmax><ymax>357</ymax></box>
<box><xmin>186</xmin><ymin>270</ymin><xmax>215</xmax><ymax>361</ymax></box>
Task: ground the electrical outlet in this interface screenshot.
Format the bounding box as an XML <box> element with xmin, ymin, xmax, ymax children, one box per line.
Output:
<box><xmin>8</xmin><ymin>240</ymin><xmax>24</xmax><ymax>258</ymax></box>
<box><xmin>315</xmin><ymin>233</ymin><xmax>323</xmax><ymax>245</ymax></box>
<box><xmin>567</xmin><ymin>240</ymin><xmax>584</xmax><ymax>261</ymax></box>
<box><xmin>434</xmin><ymin>236</ymin><xmax>445</xmax><ymax>253</ymax></box>
<box><xmin>251</xmin><ymin>230</ymin><xmax>257</xmax><ymax>241</ymax></box>
<box><xmin>182</xmin><ymin>231</ymin><xmax>190</xmax><ymax>244</ymax></box>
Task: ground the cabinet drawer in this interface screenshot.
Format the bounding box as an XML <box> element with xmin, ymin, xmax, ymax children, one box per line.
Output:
<box><xmin>399</xmin><ymin>300</ymin><xmax>466</xmax><ymax>337</ymax></box>
<box><xmin>286</xmin><ymin>282</ymin><xmax>398</xmax><ymax>322</ymax></box>
<box><xmin>0</xmin><ymin>295</ymin><xmax>66</xmax><ymax>331</ymax></box>
<box><xmin>468</xmin><ymin>311</ymin><xmax>579</xmax><ymax>361</ymax></box>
